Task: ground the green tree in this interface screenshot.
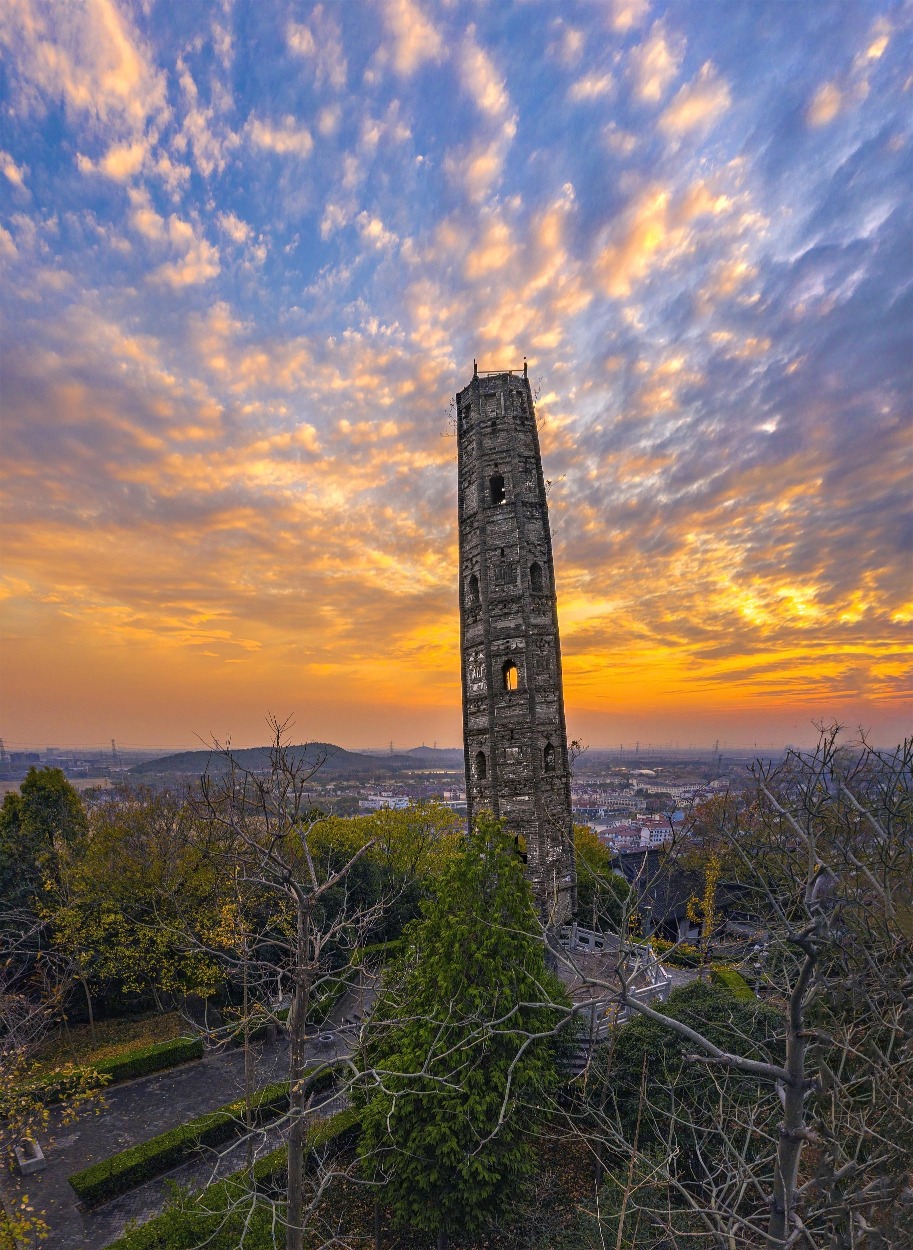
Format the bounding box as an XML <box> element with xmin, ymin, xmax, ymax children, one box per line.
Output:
<box><xmin>0</xmin><ymin>768</ymin><xmax>87</xmax><ymax>918</ymax></box>
<box><xmin>308</xmin><ymin>802</ymin><xmax>463</xmax><ymax>945</ymax></box>
<box><xmin>574</xmin><ymin>825</ymin><xmax>631</xmax><ymax>931</ymax></box>
<box><xmin>356</xmin><ymin>812</ymin><xmax>568</xmax><ymax>1248</ymax></box>
<box><xmin>42</xmin><ymin>787</ymin><xmax>225</xmax><ymax>1027</ymax></box>
<box><xmin>196</xmin><ymin>724</ymin><xmax>383</xmax><ymax>1250</ymax></box>
<box><xmin>608</xmin><ymin>979</ymin><xmax>783</xmax><ymax>1166</ymax></box>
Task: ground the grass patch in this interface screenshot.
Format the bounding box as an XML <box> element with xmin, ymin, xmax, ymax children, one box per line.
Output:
<box><xmin>710</xmin><ymin>965</ymin><xmax>756</xmax><ymax>1001</ymax></box>
<box><xmin>32</xmin><ymin>1012</ymin><xmax>185</xmax><ymax>1077</ymax></box>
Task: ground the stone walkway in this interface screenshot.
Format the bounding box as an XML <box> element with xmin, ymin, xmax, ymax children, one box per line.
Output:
<box><xmin>663</xmin><ymin>964</ymin><xmax>701</xmax><ymax>990</ymax></box>
<box><xmin>8</xmin><ymin>982</ymin><xmax>372</xmax><ymax>1250</ymax></box>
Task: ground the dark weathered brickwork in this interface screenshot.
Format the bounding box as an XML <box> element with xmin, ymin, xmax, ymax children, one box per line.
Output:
<box><xmin>457</xmin><ymin>364</ymin><xmax>576</xmax><ymax>923</ymax></box>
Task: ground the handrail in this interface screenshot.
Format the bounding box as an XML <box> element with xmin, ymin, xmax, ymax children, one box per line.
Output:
<box><xmin>472</xmin><ymin>357</ymin><xmax>528</xmax><ymax>378</ymax></box>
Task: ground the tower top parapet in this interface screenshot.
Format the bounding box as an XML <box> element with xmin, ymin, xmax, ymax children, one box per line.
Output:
<box><xmin>471</xmin><ymin>357</ymin><xmax>528</xmax><ymax>378</ymax></box>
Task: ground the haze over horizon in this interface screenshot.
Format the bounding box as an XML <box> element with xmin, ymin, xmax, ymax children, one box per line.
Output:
<box><xmin>0</xmin><ymin>733</ymin><xmax>825</xmax><ymax>756</ymax></box>
<box><xmin>1</xmin><ymin>1</ymin><xmax>910</xmax><ymax>752</ymax></box>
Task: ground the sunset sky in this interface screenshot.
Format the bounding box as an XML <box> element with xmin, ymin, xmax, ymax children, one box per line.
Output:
<box><xmin>1</xmin><ymin>0</ymin><xmax>910</xmax><ymax>752</ymax></box>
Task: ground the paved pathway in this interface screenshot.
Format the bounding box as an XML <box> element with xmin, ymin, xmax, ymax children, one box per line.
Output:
<box><xmin>8</xmin><ymin>979</ymin><xmax>375</xmax><ymax>1250</ymax></box>
<box><xmin>662</xmin><ymin>964</ymin><xmax>701</xmax><ymax>991</ymax></box>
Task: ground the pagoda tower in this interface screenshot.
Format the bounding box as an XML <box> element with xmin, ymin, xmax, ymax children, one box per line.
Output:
<box><xmin>457</xmin><ymin>362</ymin><xmax>576</xmax><ymax>923</ymax></box>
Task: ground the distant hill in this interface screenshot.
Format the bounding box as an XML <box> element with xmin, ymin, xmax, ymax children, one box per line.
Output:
<box><xmin>405</xmin><ymin>746</ymin><xmax>465</xmax><ymax>766</ymax></box>
<box><xmin>129</xmin><ymin>741</ymin><xmax>463</xmax><ymax>777</ymax></box>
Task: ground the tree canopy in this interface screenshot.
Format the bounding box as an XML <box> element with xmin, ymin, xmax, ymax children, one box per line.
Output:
<box><xmin>574</xmin><ymin>824</ymin><xmax>631</xmax><ymax>931</ymax></box>
<box><xmin>0</xmin><ymin>767</ymin><xmax>87</xmax><ymax>918</ymax></box>
<box><xmin>356</xmin><ymin>812</ymin><xmax>568</xmax><ymax>1243</ymax></box>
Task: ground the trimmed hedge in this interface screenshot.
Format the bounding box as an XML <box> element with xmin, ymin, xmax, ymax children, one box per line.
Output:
<box><xmin>104</xmin><ymin>1107</ymin><xmax>361</xmax><ymax>1250</ymax></box>
<box><xmin>306</xmin><ymin>970</ymin><xmax>353</xmax><ymax>1026</ymax></box>
<box><xmin>69</xmin><ymin>1065</ymin><xmax>337</xmax><ymax>1209</ymax></box>
<box><xmin>94</xmin><ymin>1036</ymin><xmax>204</xmax><ymax>1083</ymax></box>
<box><xmin>710</xmin><ymin>965</ymin><xmax>756</xmax><ymax>1001</ymax></box>
<box><xmin>354</xmin><ymin>937</ymin><xmax>402</xmax><ymax>966</ymax></box>
<box><xmin>29</xmin><ymin>1036</ymin><xmax>203</xmax><ymax>1106</ymax></box>
<box><xmin>226</xmin><ymin>1011</ymin><xmax>276</xmax><ymax>1047</ymax></box>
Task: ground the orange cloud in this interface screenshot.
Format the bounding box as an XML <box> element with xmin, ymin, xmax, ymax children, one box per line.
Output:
<box><xmin>596</xmin><ymin>178</ymin><xmax>735</xmax><ymax>298</ymax></box>
<box><xmin>376</xmin><ymin>0</ymin><xmax>442</xmax><ymax>76</ymax></box>
<box><xmin>659</xmin><ymin>62</ymin><xmax>731</xmax><ymax>134</ymax></box>
<box><xmin>629</xmin><ymin>21</ymin><xmax>685</xmax><ymax>104</ymax></box>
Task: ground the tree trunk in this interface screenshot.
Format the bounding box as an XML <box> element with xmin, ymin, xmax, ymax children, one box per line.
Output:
<box><xmin>286</xmin><ymin>900</ymin><xmax>312</xmax><ymax>1250</ymax></box>
<box><xmin>374</xmin><ymin>1195</ymin><xmax>381</xmax><ymax>1250</ymax></box>
<box><xmin>243</xmin><ymin>946</ymin><xmax>254</xmax><ymax>1176</ymax></box>
<box><xmin>594</xmin><ymin>1136</ymin><xmax>605</xmax><ymax>1187</ymax></box>
<box><xmin>80</xmin><ymin>975</ymin><xmax>96</xmax><ymax>1047</ymax></box>
<box><xmin>437</xmin><ymin>1228</ymin><xmax>449</xmax><ymax>1250</ymax></box>
<box><xmin>768</xmin><ymin>945</ymin><xmax>815</xmax><ymax>1246</ymax></box>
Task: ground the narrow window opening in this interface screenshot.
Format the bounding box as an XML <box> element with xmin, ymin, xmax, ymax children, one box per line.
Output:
<box><xmin>467</xmin><ymin>573</ymin><xmax>480</xmax><ymax>606</ymax></box>
<box><xmin>530</xmin><ymin>562</ymin><xmax>543</xmax><ymax>593</ymax></box>
<box><xmin>489</xmin><ymin>474</ymin><xmax>505</xmax><ymax>505</ymax></box>
<box><xmin>543</xmin><ymin>742</ymin><xmax>556</xmax><ymax>773</ymax></box>
<box><xmin>502</xmin><ymin>660</ymin><xmax>518</xmax><ymax>692</ymax></box>
<box><xmin>475</xmin><ymin>750</ymin><xmax>487</xmax><ymax>780</ymax></box>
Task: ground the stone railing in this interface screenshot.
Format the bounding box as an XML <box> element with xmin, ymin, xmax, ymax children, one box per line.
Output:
<box><xmin>557</xmin><ymin>923</ymin><xmax>673</xmax><ymax>1041</ymax></box>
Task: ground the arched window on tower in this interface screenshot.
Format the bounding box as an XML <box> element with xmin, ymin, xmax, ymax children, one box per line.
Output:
<box><xmin>467</xmin><ymin>573</ymin><xmax>480</xmax><ymax>607</ymax></box>
<box><xmin>543</xmin><ymin>741</ymin><xmax>556</xmax><ymax>773</ymax></box>
<box><xmin>502</xmin><ymin>660</ymin><xmax>518</xmax><ymax>692</ymax></box>
<box><xmin>530</xmin><ymin>562</ymin><xmax>543</xmax><ymax>593</ymax></box>
<box><xmin>489</xmin><ymin>474</ymin><xmax>506</xmax><ymax>505</ymax></box>
<box><xmin>474</xmin><ymin>750</ymin><xmax>487</xmax><ymax>780</ymax></box>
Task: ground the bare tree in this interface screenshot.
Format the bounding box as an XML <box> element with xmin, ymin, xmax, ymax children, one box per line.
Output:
<box><xmin>189</xmin><ymin>719</ymin><xmax>466</xmax><ymax>1250</ymax></box>
<box><xmin>190</xmin><ymin>720</ymin><xmax>377</xmax><ymax>1250</ymax></box>
<box><xmin>561</xmin><ymin>729</ymin><xmax>913</xmax><ymax>1250</ymax></box>
<box><xmin>0</xmin><ymin>915</ymin><xmax>106</xmax><ymax>1243</ymax></box>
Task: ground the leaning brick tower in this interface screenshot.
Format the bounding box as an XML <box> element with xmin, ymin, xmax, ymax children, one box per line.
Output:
<box><xmin>457</xmin><ymin>362</ymin><xmax>576</xmax><ymax>923</ymax></box>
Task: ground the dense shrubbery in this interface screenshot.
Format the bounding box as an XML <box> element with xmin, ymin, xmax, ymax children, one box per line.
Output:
<box><xmin>68</xmin><ymin>1066</ymin><xmax>338</xmax><ymax>1208</ymax></box>
<box><xmin>574</xmin><ymin>825</ymin><xmax>631</xmax><ymax>930</ymax></box>
<box><xmin>606</xmin><ymin>979</ymin><xmax>783</xmax><ymax>1171</ymax></box>
<box><xmin>649</xmin><ymin>936</ymin><xmax>702</xmax><ymax>966</ymax></box>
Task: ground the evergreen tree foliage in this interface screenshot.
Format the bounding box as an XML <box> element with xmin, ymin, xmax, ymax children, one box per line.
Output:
<box><xmin>356</xmin><ymin>812</ymin><xmax>567</xmax><ymax>1243</ymax></box>
<box><xmin>574</xmin><ymin>825</ymin><xmax>631</xmax><ymax>931</ymax></box>
<box><xmin>0</xmin><ymin>767</ymin><xmax>87</xmax><ymax>918</ymax></box>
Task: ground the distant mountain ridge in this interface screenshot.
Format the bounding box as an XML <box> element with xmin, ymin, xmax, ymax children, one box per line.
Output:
<box><xmin>129</xmin><ymin>742</ymin><xmax>464</xmax><ymax>777</ymax></box>
<box><xmin>404</xmin><ymin>746</ymin><xmax>465</xmax><ymax>765</ymax></box>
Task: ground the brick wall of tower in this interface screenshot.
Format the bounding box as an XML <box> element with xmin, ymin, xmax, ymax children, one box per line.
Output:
<box><xmin>456</xmin><ymin>368</ymin><xmax>576</xmax><ymax>923</ymax></box>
